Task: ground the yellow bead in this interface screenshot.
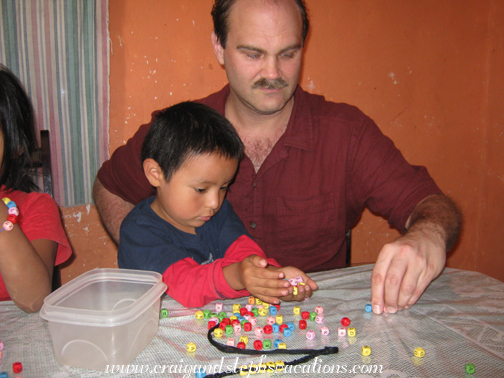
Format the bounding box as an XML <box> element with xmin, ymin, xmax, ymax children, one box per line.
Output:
<box><xmin>262</xmin><ymin>302</ymin><xmax>270</xmax><ymax>309</ymax></box>
<box><xmin>361</xmin><ymin>345</ymin><xmax>371</xmax><ymax>356</ymax></box>
<box><xmin>194</xmin><ymin>310</ymin><xmax>204</xmax><ymax>319</ymax></box>
<box><xmin>258</xmin><ymin>308</ymin><xmax>268</xmax><ymax>316</ymax></box>
<box><xmin>347</xmin><ymin>327</ymin><xmax>356</xmax><ymax>337</ymax></box>
<box><xmin>278</xmin><ymin>342</ymin><xmax>287</xmax><ymax>349</ymax></box>
<box><xmin>265</xmin><ymin>362</ymin><xmax>275</xmax><ymax>373</ymax></box>
<box><xmin>239</xmin><ymin>335</ymin><xmax>249</xmax><ymax>345</ymax></box>
<box><xmin>2</xmin><ymin>198</ymin><xmax>11</xmax><ymax>204</ymax></box>
<box><xmin>275</xmin><ymin>314</ymin><xmax>283</xmax><ymax>324</ymax></box>
<box><xmin>239</xmin><ymin>366</ymin><xmax>249</xmax><ymax>376</ymax></box>
<box><xmin>414</xmin><ymin>347</ymin><xmax>425</xmax><ymax>358</ymax></box>
<box><xmin>186</xmin><ymin>342</ymin><xmax>197</xmax><ymax>352</ymax></box>
<box><xmin>214</xmin><ymin>328</ymin><xmax>223</xmax><ymax>338</ymax></box>
<box><xmin>275</xmin><ymin>361</ymin><xmax>285</xmax><ymax>372</ymax></box>
<box><xmin>293</xmin><ymin>306</ymin><xmax>301</xmax><ymax>314</ymax></box>
<box><xmin>299</xmin><ymin>282</ymin><xmax>306</xmax><ymax>286</ymax></box>
<box><xmin>255</xmin><ymin>298</ymin><xmax>262</xmax><ymax>305</ymax></box>
<box><xmin>233</xmin><ymin>303</ymin><xmax>241</xmax><ymax>313</ymax></box>
<box><xmin>229</xmin><ymin>315</ymin><xmax>238</xmax><ymax>321</ymax></box>
<box><xmin>258</xmin><ymin>363</ymin><xmax>267</xmax><ymax>373</ymax></box>
<box><xmin>248</xmin><ymin>364</ymin><xmax>258</xmax><ymax>374</ymax></box>
<box><xmin>293</xmin><ymin>286</ymin><xmax>298</xmax><ymax>295</ymax></box>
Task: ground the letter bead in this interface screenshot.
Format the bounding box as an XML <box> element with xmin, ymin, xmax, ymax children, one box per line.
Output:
<box><xmin>249</xmin><ymin>317</ymin><xmax>258</xmax><ymax>326</ymax></box>
<box><xmin>414</xmin><ymin>347</ymin><xmax>425</xmax><ymax>358</ymax></box>
<box><xmin>195</xmin><ymin>367</ymin><xmax>206</xmax><ymax>378</ymax></box>
<box><xmin>263</xmin><ymin>325</ymin><xmax>273</xmax><ymax>334</ymax></box>
<box><xmin>186</xmin><ymin>342</ymin><xmax>197</xmax><ymax>352</ymax></box>
<box><xmin>283</xmin><ymin>328</ymin><xmax>292</xmax><ymax>337</ymax></box>
<box><xmin>365</xmin><ymin>304</ymin><xmax>372</xmax><ymax>313</ymax></box>
<box><xmin>248</xmin><ymin>296</ymin><xmax>255</xmax><ymax>305</ymax></box>
<box><xmin>226</xmin><ymin>338</ymin><xmax>235</xmax><ymax>346</ymax></box>
<box><xmin>361</xmin><ymin>346</ymin><xmax>371</xmax><ymax>356</ymax></box>
<box><xmin>160</xmin><ymin>309</ymin><xmax>168</xmax><ymax>318</ymax></box>
<box><xmin>275</xmin><ymin>315</ymin><xmax>283</xmax><ymax>324</ymax></box>
<box><xmin>278</xmin><ymin>342</ymin><xmax>287</xmax><ymax>349</ymax></box>
<box><xmin>273</xmin><ymin>339</ymin><xmax>282</xmax><ymax>349</ymax></box>
<box><xmin>253</xmin><ymin>340</ymin><xmax>263</xmax><ymax>350</ymax></box>
<box><xmin>320</xmin><ymin>326</ymin><xmax>330</xmax><ymax>335</ymax></box>
<box><xmin>309</xmin><ymin>312</ymin><xmax>317</xmax><ymax>321</ymax></box>
<box><xmin>279</xmin><ymin>324</ymin><xmax>288</xmax><ymax>332</ymax></box>
<box><xmin>215</xmin><ymin>302</ymin><xmax>223</xmax><ymax>312</ymax></box>
<box><xmin>213</xmin><ymin>328</ymin><xmax>223</xmax><ymax>338</ymax></box>
<box><xmin>263</xmin><ymin>339</ymin><xmax>272</xmax><ymax>349</ymax></box>
<box><xmin>254</xmin><ymin>327</ymin><xmax>264</xmax><ymax>337</ymax></box>
<box><xmin>286</xmin><ymin>322</ymin><xmax>295</xmax><ymax>331</ymax></box>
<box><xmin>243</xmin><ymin>322</ymin><xmax>252</xmax><ymax>332</ymax></box>
<box><xmin>239</xmin><ymin>335</ymin><xmax>249</xmax><ymax>345</ymax></box>
<box><xmin>299</xmin><ymin>319</ymin><xmax>307</xmax><ymax>329</ymax></box>
<box><xmin>301</xmin><ymin>311</ymin><xmax>310</xmax><ymax>319</ymax></box>
<box><xmin>269</xmin><ymin>306</ymin><xmax>278</xmax><ymax>315</ymax></box>
<box><xmin>292</xmin><ymin>286</ymin><xmax>298</xmax><ymax>295</ymax></box>
<box><xmin>272</xmin><ymin>323</ymin><xmax>280</xmax><ymax>333</ymax></box>
<box><xmin>315</xmin><ymin>315</ymin><xmax>325</xmax><ymax>324</ymax></box>
<box><xmin>347</xmin><ymin>327</ymin><xmax>356</xmax><ymax>337</ymax></box>
<box><xmin>233</xmin><ymin>324</ymin><xmax>242</xmax><ymax>333</ymax></box>
<box><xmin>341</xmin><ymin>317</ymin><xmax>351</xmax><ymax>327</ymax></box>
<box><xmin>208</xmin><ymin>321</ymin><xmax>216</xmax><ymax>329</ymax></box>
<box><xmin>293</xmin><ymin>306</ymin><xmax>301</xmax><ymax>315</ymax></box>
<box><xmin>306</xmin><ymin>330</ymin><xmax>316</xmax><ymax>340</ymax></box>
<box><xmin>337</xmin><ymin>326</ymin><xmax>346</xmax><ymax>336</ymax></box>
<box><xmin>465</xmin><ymin>363</ymin><xmax>475</xmax><ymax>374</ymax></box>
<box><xmin>237</xmin><ymin>342</ymin><xmax>246</xmax><ymax>350</ymax></box>
<box><xmin>266</xmin><ymin>316</ymin><xmax>276</xmax><ymax>325</ymax></box>
<box><xmin>258</xmin><ymin>308</ymin><xmax>268</xmax><ymax>316</ymax></box>
<box><xmin>13</xmin><ymin>362</ymin><xmax>23</xmax><ymax>374</ymax></box>
<box><xmin>194</xmin><ymin>310</ymin><xmax>204</xmax><ymax>319</ymax></box>
<box><xmin>225</xmin><ymin>325</ymin><xmax>233</xmax><ymax>335</ymax></box>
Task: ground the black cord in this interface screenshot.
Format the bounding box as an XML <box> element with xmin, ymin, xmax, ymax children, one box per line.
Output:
<box><xmin>204</xmin><ymin>323</ymin><xmax>339</xmax><ymax>377</ymax></box>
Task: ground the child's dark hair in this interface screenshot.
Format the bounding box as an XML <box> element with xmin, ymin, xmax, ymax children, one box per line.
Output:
<box><xmin>0</xmin><ymin>64</ymin><xmax>38</xmax><ymax>192</ymax></box>
<box><xmin>141</xmin><ymin>101</ymin><xmax>244</xmax><ymax>181</ymax></box>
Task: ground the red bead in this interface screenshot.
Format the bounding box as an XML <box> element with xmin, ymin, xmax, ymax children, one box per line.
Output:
<box><xmin>263</xmin><ymin>325</ymin><xmax>273</xmax><ymax>334</ymax></box>
<box><xmin>243</xmin><ymin>322</ymin><xmax>252</xmax><ymax>332</ymax></box>
<box><xmin>299</xmin><ymin>320</ymin><xmax>307</xmax><ymax>329</ymax></box>
<box><xmin>219</xmin><ymin>322</ymin><xmax>227</xmax><ymax>330</ymax></box>
<box><xmin>221</xmin><ymin>318</ymin><xmax>231</xmax><ymax>326</ymax></box>
<box><xmin>231</xmin><ymin>319</ymin><xmax>240</xmax><ymax>326</ymax></box>
<box><xmin>272</xmin><ymin>304</ymin><xmax>281</xmax><ymax>311</ymax></box>
<box><xmin>208</xmin><ymin>320</ymin><xmax>216</xmax><ymax>329</ymax></box>
<box><xmin>13</xmin><ymin>362</ymin><xmax>23</xmax><ymax>374</ymax></box>
<box><xmin>279</xmin><ymin>324</ymin><xmax>288</xmax><ymax>332</ymax></box>
<box><xmin>253</xmin><ymin>340</ymin><xmax>263</xmax><ymax>350</ymax></box>
<box><xmin>7</xmin><ymin>214</ymin><xmax>17</xmax><ymax>224</ymax></box>
<box><xmin>301</xmin><ymin>311</ymin><xmax>310</xmax><ymax>319</ymax></box>
<box><xmin>237</xmin><ymin>342</ymin><xmax>246</xmax><ymax>349</ymax></box>
<box><xmin>240</xmin><ymin>307</ymin><xmax>248</xmax><ymax>316</ymax></box>
<box><xmin>341</xmin><ymin>317</ymin><xmax>351</xmax><ymax>327</ymax></box>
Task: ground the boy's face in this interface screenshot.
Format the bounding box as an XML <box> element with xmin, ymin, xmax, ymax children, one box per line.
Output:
<box><xmin>149</xmin><ymin>153</ymin><xmax>239</xmax><ymax>234</ymax></box>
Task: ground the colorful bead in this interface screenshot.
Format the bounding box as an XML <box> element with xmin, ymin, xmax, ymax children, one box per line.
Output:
<box><xmin>243</xmin><ymin>322</ymin><xmax>252</xmax><ymax>332</ymax></box>
<box><xmin>293</xmin><ymin>306</ymin><xmax>301</xmax><ymax>315</ymax></box>
<box><xmin>301</xmin><ymin>311</ymin><xmax>310</xmax><ymax>319</ymax></box>
<box><xmin>288</xmin><ymin>276</ymin><xmax>303</xmax><ymax>286</ymax></box>
<box><xmin>203</xmin><ymin>309</ymin><xmax>212</xmax><ymax>319</ymax></box>
<box><xmin>254</xmin><ymin>327</ymin><xmax>264</xmax><ymax>337</ymax></box>
<box><xmin>365</xmin><ymin>304</ymin><xmax>372</xmax><ymax>313</ymax></box>
<box><xmin>221</xmin><ymin>318</ymin><xmax>231</xmax><ymax>326</ymax></box>
<box><xmin>245</xmin><ymin>303</ymin><xmax>253</xmax><ymax>311</ymax></box>
<box><xmin>269</xmin><ymin>306</ymin><xmax>278</xmax><ymax>315</ymax></box>
<box><xmin>213</xmin><ymin>328</ymin><xmax>223</xmax><ymax>338</ymax></box>
<box><xmin>249</xmin><ymin>317</ymin><xmax>258</xmax><ymax>326</ymax></box>
<box><xmin>160</xmin><ymin>309</ymin><xmax>168</xmax><ymax>318</ymax></box>
<box><xmin>275</xmin><ymin>361</ymin><xmax>285</xmax><ymax>372</ymax></box>
<box><xmin>273</xmin><ymin>339</ymin><xmax>283</xmax><ymax>349</ymax></box>
<box><xmin>337</xmin><ymin>326</ymin><xmax>346</xmax><ymax>336</ymax></box>
<box><xmin>263</xmin><ymin>339</ymin><xmax>272</xmax><ymax>349</ymax></box>
<box><xmin>12</xmin><ymin>362</ymin><xmax>22</xmax><ymax>374</ymax></box>
<box><xmin>226</xmin><ymin>338</ymin><xmax>235</xmax><ymax>346</ymax></box>
<box><xmin>230</xmin><ymin>317</ymin><xmax>239</xmax><ymax>324</ymax></box>
<box><xmin>239</xmin><ymin>336</ymin><xmax>249</xmax><ymax>345</ymax></box>
<box><xmin>251</xmin><ymin>308</ymin><xmax>259</xmax><ymax>317</ymax></box>
<box><xmin>195</xmin><ymin>310</ymin><xmax>204</xmax><ymax>319</ymax></box>
<box><xmin>292</xmin><ymin>286</ymin><xmax>298</xmax><ymax>295</ymax></box>
<box><xmin>208</xmin><ymin>321</ymin><xmax>216</xmax><ymax>329</ymax></box>
<box><xmin>233</xmin><ymin>324</ymin><xmax>242</xmax><ymax>333</ymax></box>
<box><xmin>215</xmin><ymin>302</ymin><xmax>224</xmax><ymax>312</ymax></box>
<box><xmin>283</xmin><ymin>328</ymin><xmax>292</xmax><ymax>337</ymax></box>
<box><xmin>237</xmin><ymin>342</ymin><xmax>246</xmax><ymax>350</ymax></box>
<box><xmin>361</xmin><ymin>346</ymin><xmax>372</xmax><ymax>356</ymax></box>
<box><xmin>2</xmin><ymin>221</ymin><xmax>13</xmax><ymax>231</ymax></box>
<box><xmin>240</xmin><ymin>307</ymin><xmax>248</xmax><ymax>316</ymax></box>
<box><xmin>253</xmin><ymin>340</ymin><xmax>263</xmax><ymax>350</ymax></box>
<box><xmin>286</xmin><ymin>322</ymin><xmax>295</xmax><ymax>331</ymax></box>
<box><xmin>225</xmin><ymin>325</ymin><xmax>233</xmax><ymax>335</ymax></box>
<box><xmin>6</xmin><ymin>201</ymin><xmax>16</xmax><ymax>209</ymax></box>
<box><xmin>209</xmin><ymin>316</ymin><xmax>219</xmax><ymax>324</ymax></box>
<box><xmin>272</xmin><ymin>323</ymin><xmax>280</xmax><ymax>333</ymax></box>
<box><xmin>7</xmin><ymin>214</ymin><xmax>17</xmax><ymax>223</ymax></box>
<box><xmin>315</xmin><ymin>315</ymin><xmax>325</xmax><ymax>324</ymax></box>
<box><xmin>186</xmin><ymin>342</ymin><xmax>197</xmax><ymax>352</ymax></box>
<box><xmin>262</xmin><ymin>302</ymin><xmax>270</xmax><ymax>309</ymax></box>
<box><xmin>248</xmin><ymin>296</ymin><xmax>255</xmax><ymax>305</ymax></box>
<box><xmin>219</xmin><ymin>322</ymin><xmax>227</xmax><ymax>331</ymax></box>
<box><xmin>266</xmin><ymin>316</ymin><xmax>276</xmax><ymax>325</ymax></box>
<box><xmin>195</xmin><ymin>367</ymin><xmax>206</xmax><ymax>378</ymax></box>
<box><xmin>279</xmin><ymin>324</ymin><xmax>288</xmax><ymax>332</ymax></box>
<box><xmin>2</xmin><ymin>198</ymin><xmax>11</xmax><ymax>204</ymax></box>
<box><xmin>341</xmin><ymin>317</ymin><xmax>351</xmax><ymax>327</ymax></box>
<box><xmin>263</xmin><ymin>324</ymin><xmax>273</xmax><ymax>334</ymax></box>
<box><xmin>347</xmin><ymin>327</ymin><xmax>356</xmax><ymax>337</ymax></box>
<box><xmin>275</xmin><ymin>315</ymin><xmax>283</xmax><ymax>324</ymax></box>
<box><xmin>306</xmin><ymin>330</ymin><xmax>316</xmax><ymax>340</ymax></box>
<box><xmin>465</xmin><ymin>363</ymin><xmax>475</xmax><ymax>374</ymax></box>
<box><xmin>278</xmin><ymin>342</ymin><xmax>287</xmax><ymax>349</ymax></box>
<box><xmin>414</xmin><ymin>347</ymin><xmax>425</xmax><ymax>358</ymax></box>
<box><xmin>8</xmin><ymin>207</ymin><xmax>19</xmax><ymax>216</ymax></box>
<box><xmin>255</xmin><ymin>298</ymin><xmax>263</xmax><ymax>305</ymax></box>
<box><xmin>309</xmin><ymin>312</ymin><xmax>317</xmax><ymax>321</ymax></box>
<box><xmin>314</xmin><ymin>306</ymin><xmax>324</xmax><ymax>314</ymax></box>
<box><xmin>0</xmin><ymin>373</ymin><xmax>6</xmax><ymax>378</ymax></box>
<box><xmin>299</xmin><ymin>319</ymin><xmax>307</xmax><ymax>329</ymax></box>
<box><xmin>320</xmin><ymin>326</ymin><xmax>330</xmax><ymax>335</ymax></box>
<box><xmin>266</xmin><ymin>362</ymin><xmax>275</xmax><ymax>371</ymax></box>
<box><xmin>258</xmin><ymin>308</ymin><xmax>268</xmax><ymax>316</ymax></box>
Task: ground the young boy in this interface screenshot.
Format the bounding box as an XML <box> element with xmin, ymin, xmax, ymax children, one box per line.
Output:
<box><xmin>118</xmin><ymin>102</ymin><xmax>317</xmax><ymax>307</ymax></box>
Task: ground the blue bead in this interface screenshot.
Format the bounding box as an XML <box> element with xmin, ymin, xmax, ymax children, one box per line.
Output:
<box><xmin>269</xmin><ymin>306</ymin><xmax>278</xmax><ymax>315</ymax></box>
<box><xmin>365</xmin><ymin>304</ymin><xmax>372</xmax><ymax>313</ymax></box>
<box><xmin>195</xmin><ymin>367</ymin><xmax>206</xmax><ymax>378</ymax></box>
<box><xmin>272</xmin><ymin>323</ymin><xmax>280</xmax><ymax>333</ymax></box>
<box><xmin>286</xmin><ymin>322</ymin><xmax>295</xmax><ymax>331</ymax></box>
<box><xmin>273</xmin><ymin>339</ymin><xmax>283</xmax><ymax>349</ymax></box>
<box><xmin>6</xmin><ymin>201</ymin><xmax>16</xmax><ymax>209</ymax></box>
<box><xmin>0</xmin><ymin>373</ymin><xmax>8</xmax><ymax>378</ymax></box>
<box><xmin>283</xmin><ymin>328</ymin><xmax>292</xmax><ymax>337</ymax></box>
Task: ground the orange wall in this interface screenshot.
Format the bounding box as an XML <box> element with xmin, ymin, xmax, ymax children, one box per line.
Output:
<box><xmin>60</xmin><ymin>0</ymin><xmax>504</xmax><ymax>284</ymax></box>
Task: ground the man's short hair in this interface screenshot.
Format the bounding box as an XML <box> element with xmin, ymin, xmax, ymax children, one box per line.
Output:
<box><xmin>141</xmin><ymin>101</ymin><xmax>244</xmax><ymax>181</ymax></box>
<box><xmin>211</xmin><ymin>0</ymin><xmax>309</xmax><ymax>48</ymax></box>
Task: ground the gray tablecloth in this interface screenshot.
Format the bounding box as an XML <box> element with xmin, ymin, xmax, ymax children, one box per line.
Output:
<box><xmin>1</xmin><ymin>265</ymin><xmax>503</xmax><ymax>377</ymax></box>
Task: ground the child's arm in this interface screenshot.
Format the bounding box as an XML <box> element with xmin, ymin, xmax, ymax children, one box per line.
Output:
<box><xmin>0</xmin><ymin>201</ymin><xmax>57</xmax><ymax>313</ymax></box>
<box><xmin>267</xmin><ymin>265</ymin><xmax>318</xmax><ymax>302</ymax></box>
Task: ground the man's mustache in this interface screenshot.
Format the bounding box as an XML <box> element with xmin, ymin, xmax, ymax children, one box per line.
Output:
<box><xmin>252</xmin><ymin>78</ymin><xmax>288</xmax><ymax>90</ymax></box>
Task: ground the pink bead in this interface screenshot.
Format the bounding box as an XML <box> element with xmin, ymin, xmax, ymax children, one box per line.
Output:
<box><xmin>320</xmin><ymin>326</ymin><xmax>330</xmax><ymax>336</ymax></box>
<box><xmin>314</xmin><ymin>306</ymin><xmax>324</xmax><ymax>315</ymax></box>
<box><xmin>341</xmin><ymin>317</ymin><xmax>351</xmax><ymax>327</ymax></box>
<box><xmin>233</xmin><ymin>324</ymin><xmax>241</xmax><ymax>333</ymax></box>
<box><xmin>2</xmin><ymin>221</ymin><xmax>13</xmax><ymax>231</ymax></box>
<box><xmin>338</xmin><ymin>326</ymin><xmax>346</xmax><ymax>336</ymax></box>
<box><xmin>249</xmin><ymin>317</ymin><xmax>258</xmax><ymax>326</ymax></box>
<box><xmin>209</xmin><ymin>316</ymin><xmax>219</xmax><ymax>323</ymax></box>
<box><xmin>254</xmin><ymin>327</ymin><xmax>264</xmax><ymax>337</ymax></box>
<box><xmin>245</xmin><ymin>304</ymin><xmax>254</xmax><ymax>311</ymax></box>
<box><xmin>243</xmin><ymin>314</ymin><xmax>251</xmax><ymax>320</ymax></box>
<box><xmin>266</xmin><ymin>316</ymin><xmax>276</xmax><ymax>325</ymax></box>
<box><xmin>8</xmin><ymin>207</ymin><xmax>19</xmax><ymax>216</ymax></box>
<box><xmin>306</xmin><ymin>330</ymin><xmax>316</xmax><ymax>340</ymax></box>
<box><xmin>226</xmin><ymin>338</ymin><xmax>235</xmax><ymax>346</ymax></box>
<box><xmin>215</xmin><ymin>302</ymin><xmax>223</xmax><ymax>312</ymax></box>
<box><xmin>315</xmin><ymin>315</ymin><xmax>325</xmax><ymax>324</ymax></box>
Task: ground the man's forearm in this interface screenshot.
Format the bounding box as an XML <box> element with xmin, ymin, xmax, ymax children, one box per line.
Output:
<box><xmin>406</xmin><ymin>194</ymin><xmax>462</xmax><ymax>252</ymax></box>
<box><xmin>93</xmin><ymin>177</ymin><xmax>134</xmax><ymax>244</ymax></box>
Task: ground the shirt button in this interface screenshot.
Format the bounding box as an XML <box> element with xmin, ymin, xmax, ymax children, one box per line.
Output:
<box><xmin>250</xmin><ymin>222</ymin><xmax>257</xmax><ymax>229</ymax></box>
<box><xmin>253</xmin><ymin>182</ymin><xmax>257</xmax><ymax>188</ymax></box>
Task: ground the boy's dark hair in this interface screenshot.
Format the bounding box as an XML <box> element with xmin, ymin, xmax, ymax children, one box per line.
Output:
<box><xmin>211</xmin><ymin>0</ymin><xmax>309</xmax><ymax>49</ymax></box>
<box><xmin>141</xmin><ymin>101</ymin><xmax>244</xmax><ymax>181</ymax></box>
<box><xmin>0</xmin><ymin>64</ymin><xmax>38</xmax><ymax>192</ymax></box>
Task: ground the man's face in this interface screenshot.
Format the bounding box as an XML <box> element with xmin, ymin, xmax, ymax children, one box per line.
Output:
<box><xmin>212</xmin><ymin>0</ymin><xmax>304</xmax><ymax>116</ymax></box>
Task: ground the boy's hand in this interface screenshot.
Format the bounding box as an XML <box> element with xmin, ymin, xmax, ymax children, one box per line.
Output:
<box><xmin>237</xmin><ymin>255</ymin><xmax>293</xmax><ymax>305</ymax></box>
<box><xmin>269</xmin><ymin>266</ymin><xmax>318</xmax><ymax>302</ymax></box>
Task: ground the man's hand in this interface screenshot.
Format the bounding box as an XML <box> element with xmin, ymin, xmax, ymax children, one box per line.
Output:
<box><xmin>371</xmin><ymin>227</ymin><xmax>445</xmax><ymax>314</ymax></box>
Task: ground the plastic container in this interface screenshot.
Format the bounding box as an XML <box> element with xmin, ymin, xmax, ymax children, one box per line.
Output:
<box><xmin>40</xmin><ymin>268</ymin><xmax>167</xmax><ymax>370</ymax></box>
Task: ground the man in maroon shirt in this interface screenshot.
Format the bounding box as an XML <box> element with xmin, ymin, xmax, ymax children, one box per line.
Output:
<box><xmin>94</xmin><ymin>0</ymin><xmax>461</xmax><ymax>315</ymax></box>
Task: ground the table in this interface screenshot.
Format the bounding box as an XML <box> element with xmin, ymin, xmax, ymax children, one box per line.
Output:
<box><xmin>1</xmin><ymin>265</ymin><xmax>503</xmax><ymax>377</ymax></box>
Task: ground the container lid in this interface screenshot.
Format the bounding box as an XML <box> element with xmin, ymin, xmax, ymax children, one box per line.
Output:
<box><xmin>40</xmin><ymin>268</ymin><xmax>167</xmax><ymax>327</ymax></box>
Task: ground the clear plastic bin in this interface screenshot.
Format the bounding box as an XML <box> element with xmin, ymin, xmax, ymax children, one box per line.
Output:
<box><xmin>40</xmin><ymin>268</ymin><xmax>167</xmax><ymax>370</ymax></box>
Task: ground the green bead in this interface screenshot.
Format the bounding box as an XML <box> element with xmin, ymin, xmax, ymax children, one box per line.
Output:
<box><xmin>251</xmin><ymin>308</ymin><xmax>259</xmax><ymax>316</ymax></box>
<box><xmin>225</xmin><ymin>325</ymin><xmax>233</xmax><ymax>335</ymax></box>
<box><xmin>309</xmin><ymin>311</ymin><xmax>317</xmax><ymax>321</ymax></box>
<box><xmin>218</xmin><ymin>313</ymin><xmax>226</xmax><ymax>322</ymax></box>
<box><xmin>160</xmin><ymin>309</ymin><xmax>168</xmax><ymax>318</ymax></box>
<box><xmin>203</xmin><ymin>309</ymin><xmax>212</xmax><ymax>319</ymax></box>
<box><xmin>465</xmin><ymin>363</ymin><xmax>475</xmax><ymax>374</ymax></box>
<box><xmin>263</xmin><ymin>339</ymin><xmax>272</xmax><ymax>349</ymax></box>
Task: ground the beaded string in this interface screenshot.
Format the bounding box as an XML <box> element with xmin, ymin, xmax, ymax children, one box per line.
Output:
<box><xmin>1</xmin><ymin>197</ymin><xmax>19</xmax><ymax>232</ymax></box>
